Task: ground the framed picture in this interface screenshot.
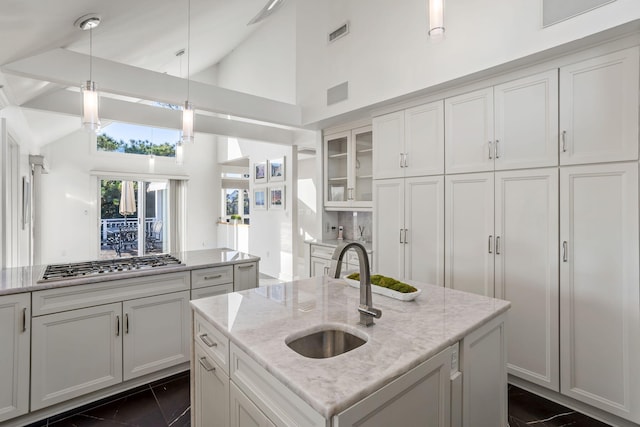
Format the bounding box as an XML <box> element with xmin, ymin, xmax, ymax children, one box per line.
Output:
<box><xmin>253</xmin><ymin>188</ymin><xmax>267</xmax><ymax>210</ymax></box>
<box><xmin>268</xmin><ymin>157</ymin><xmax>285</xmax><ymax>182</ymax></box>
<box><xmin>269</xmin><ymin>186</ymin><xmax>285</xmax><ymax>210</ymax></box>
<box><xmin>254</xmin><ymin>162</ymin><xmax>267</xmax><ymax>183</ymax></box>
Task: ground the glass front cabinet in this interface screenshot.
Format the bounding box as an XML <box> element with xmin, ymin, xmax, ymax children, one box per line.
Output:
<box><xmin>324</xmin><ymin>125</ymin><xmax>373</xmax><ymax>210</ymax></box>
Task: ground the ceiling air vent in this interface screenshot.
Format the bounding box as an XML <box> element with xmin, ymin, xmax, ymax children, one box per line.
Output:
<box><xmin>328</xmin><ymin>22</ymin><xmax>349</xmax><ymax>43</ymax></box>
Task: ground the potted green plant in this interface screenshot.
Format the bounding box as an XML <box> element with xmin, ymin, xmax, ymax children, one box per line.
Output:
<box><xmin>230</xmin><ymin>214</ymin><xmax>242</xmax><ymax>225</ymax></box>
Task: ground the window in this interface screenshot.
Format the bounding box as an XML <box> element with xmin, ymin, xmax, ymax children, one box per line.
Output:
<box><xmin>221</xmin><ymin>172</ymin><xmax>250</xmax><ymax>224</ymax></box>
<box><xmin>97</xmin><ymin>122</ymin><xmax>179</xmax><ymax>158</ymax></box>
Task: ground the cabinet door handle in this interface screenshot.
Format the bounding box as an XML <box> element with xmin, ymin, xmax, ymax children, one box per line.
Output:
<box><xmin>22</xmin><ymin>307</ymin><xmax>27</xmax><ymax>333</ymax></box>
<box><xmin>199</xmin><ymin>333</ymin><xmax>217</xmax><ymax>348</ymax></box>
<box><xmin>488</xmin><ymin>235</ymin><xmax>493</xmax><ymax>254</ymax></box>
<box><xmin>399</xmin><ymin>153</ymin><xmax>404</xmax><ymax>168</ymax></box>
<box><xmin>403</xmin><ymin>153</ymin><xmax>408</xmax><ymax>168</ymax></box>
<box><xmin>404</xmin><ymin>229</ymin><xmax>408</xmax><ymax>244</ymax></box>
<box><xmin>399</xmin><ymin>229</ymin><xmax>404</xmax><ymax>244</ymax></box>
<box><xmin>323</xmin><ymin>266</ymin><xmax>330</xmax><ymax>275</ymax></box>
<box><xmin>116</xmin><ymin>315</ymin><xmax>120</xmax><ymax>337</ymax></box>
<box><xmin>488</xmin><ymin>141</ymin><xmax>493</xmax><ymax>160</ymax></box>
<box><xmin>199</xmin><ymin>357</ymin><xmax>216</xmax><ymax>372</ymax></box>
<box><xmin>561</xmin><ymin>130</ymin><xmax>567</xmax><ymax>152</ymax></box>
<box><xmin>204</xmin><ymin>274</ymin><xmax>223</xmax><ymax>280</ymax></box>
<box><xmin>495</xmin><ymin>140</ymin><xmax>500</xmax><ymax>159</ymax></box>
<box><xmin>237</xmin><ymin>265</ymin><xmax>254</xmax><ymax>270</ymax></box>
<box><xmin>562</xmin><ymin>241</ymin><xmax>568</xmax><ymax>262</ymax></box>
<box><xmin>125</xmin><ymin>313</ymin><xmax>129</xmax><ymax>334</ymax></box>
<box><xmin>496</xmin><ymin>236</ymin><xmax>501</xmax><ymax>255</ymax></box>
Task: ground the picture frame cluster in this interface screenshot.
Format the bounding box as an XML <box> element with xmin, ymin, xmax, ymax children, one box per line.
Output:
<box><xmin>253</xmin><ymin>157</ymin><xmax>285</xmax><ymax>211</ymax></box>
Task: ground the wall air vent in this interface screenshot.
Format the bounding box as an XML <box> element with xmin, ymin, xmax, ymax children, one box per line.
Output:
<box><xmin>327</xmin><ymin>82</ymin><xmax>349</xmax><ymax>106</ymax></box>
<box><xmin>328</xmin><ymin>22</ymin><xmax>350</xmax><ymax>43</ymax></box>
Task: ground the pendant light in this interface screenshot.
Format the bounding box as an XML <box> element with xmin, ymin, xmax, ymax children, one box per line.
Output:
<box><xmin>428</xmin><ymin>0</ymin><xmax>445</xmax><ymax>38</ymax></box>
<box><xmin>75</xmin><ymin>14</ymin><xmax>102</xmax><ymax>132</ymax></box>
<box><xmin>181</xmin><ymin>0</ymin><xmax>194</xmax><ymax>144</ymax></box>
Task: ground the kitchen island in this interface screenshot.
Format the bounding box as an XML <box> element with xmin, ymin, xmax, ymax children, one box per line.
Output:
<box><xmin>191</xmin><ymin>276</ymin><xmax>510</xmax><ymax>427</ymax></box>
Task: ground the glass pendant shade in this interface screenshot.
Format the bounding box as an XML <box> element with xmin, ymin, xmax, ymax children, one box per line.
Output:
<box><xmin>428</xmin><ymin>0</ymin><xmax>445</xmax><ymax>37</ymax></box>
<box><xmin>81</xmin><ymin>80</ymin><xmax>101</xmax><ymax>132</ymax></box>
<box><xmin>175</xmin><ymin>142</ymin><xmax>184</xmax><ymax>165</ymax></box>
<box><xmin>181</xmin><ymin>101</ymin><xmax>194</xmax><ymax>143</ymax></box>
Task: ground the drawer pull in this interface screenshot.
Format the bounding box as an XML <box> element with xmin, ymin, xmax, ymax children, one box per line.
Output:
<box><xmin>200</xmin><ymin>333</ymin><xmax>217</xmax><ymax>347</ymax></box>
<box><xmin>199</xmin><ymin>357</ymin><xmax>216</xmax><ymax>372</ymax></box>
<box><xmin>204</xmin><ymin>274</ymin><xmax>223</xmax><ymax>280</ymax></box>
<box><xmin>238</xmin><ymin>265</ymin><xmax>254</xmax><ymax>270</ymax></box>
<box><xmin>125</xmin><ymin>313</ymin><xmax>129</xmax><ymax>334</ymax></box>
<box><xmin>116</xmin><ymin>315</ymin><xmax>120</xmax><ymax>337</ymax></box>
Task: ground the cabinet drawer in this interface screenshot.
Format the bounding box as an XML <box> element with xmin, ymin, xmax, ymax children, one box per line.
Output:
<box><xmin>310</xmin><ymin>245</ymin><xmax>335</xmax><ymax>260</ymax></box>
<box><xmin>191</xmin><ymin>265</ymin><xmax>234</xmax><ymax>289</ymax></box>
<box><xmin>194</xmin><ymin>312</ymin><xmax>229</xmax><ymax>375</ymax></box>
<box><xmin>191</xmin><ymin>283</ymin><xmax>233</xmax><ymax>300</ymax></box>
<box><xmin>32</xmin><ymin>272</ymin><xmax>190</xmax><ymax>316</ymax></box>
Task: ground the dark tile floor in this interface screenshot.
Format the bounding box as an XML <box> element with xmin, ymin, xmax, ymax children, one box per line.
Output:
<box><xmin>27</xmin><ymin>375</ymin><xmax>611</xmax><ymax>426</ymax></box>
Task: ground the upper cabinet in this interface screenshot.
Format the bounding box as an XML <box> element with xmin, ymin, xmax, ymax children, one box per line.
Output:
<box><xmin>324</xmin><ymin>125</ymin><xmax>373</xmax><ymax>210</ymax></box>
<box><xmin>373</xmin><ymin>100</ymin><xmax>444</xmax><ymax>179</ymax></box>
<box><xmin>559</xmin><ymin>47</ymin><xmax>639</xmax><ymax>165</ymax></box>
<box><xmin>445</xmin><ymin>70</ymin><xmax>559</xmax><ymax>174</ymax></box>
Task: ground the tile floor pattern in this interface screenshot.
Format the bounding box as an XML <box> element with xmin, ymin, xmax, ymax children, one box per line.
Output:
<box><xmin>26</xmin><ymin>375</ymin><xmax>612</xmax><ymax>426</ymax></box>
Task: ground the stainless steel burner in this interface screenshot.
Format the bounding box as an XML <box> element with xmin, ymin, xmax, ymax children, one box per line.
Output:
<box><xmin>39</xmin><ymin>254</ymin><xmax>182</xmax><ymax>282</ymax></box>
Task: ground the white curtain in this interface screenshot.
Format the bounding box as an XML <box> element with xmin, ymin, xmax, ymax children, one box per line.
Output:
<box><xmin>169</xmin><ymin>179</ymin><xmax>187</xmax><ymax>253</ymax></box>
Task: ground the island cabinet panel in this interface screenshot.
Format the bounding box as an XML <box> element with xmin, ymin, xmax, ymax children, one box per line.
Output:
<box><xmin>123</xmin><ymin>291</ymin><xmax>190</xmax><ymax>381</ymax></box>
<box><xmin>333</xmin><ymin>346</ymin><xmax>452</xmax><ymax>427</ymax></box>
<box><xmin>0</xmin><ymin>293</ymin><xmax>30</xmax><ymax>423</ymax></box>
<box><xmin>559</xmin><ymin>47</ymin><xmax>639</xmax><ymax>166</ymax></box>
<box><xmin>230</xmin><ymin>382</ymin><xmax>275</xmax><ymax>427</ymax></box>
<box><xmin>560</xmin><ymin>162</ymin><xmax>640</xmax><ymax>423</ymax></box>
<box><xmin>192</xmin><ymin>283</ymin><xmax>234</xmax><ymax>300</ymax></box>
<box><xmin>229</xmin><ymin>343</ymin><xmax>327</xmax><ymax>427</ymax></box>
<box><xmin>194</xmin><ymin>312</ymin><xmax>229</xmax><ymax>375</ymax></box>
<box><xmin>192</xmin><ymin>265</ymin><xmax>234</xmax><ymax>289</ymax></box>
<box><xmin>31</xmin><ymin>302</ymin><xmax>123</xmax><ymax>411</ymax></box>
<box><xmin>195</xmin><ymin>343</ymin><xmax>229</xmax><ymax>427</ymax></box>
<box><xmin>234</xmin><ymin>262</ymin><xmax>258</xmax><ymax>292</ymax></box>
<box><xmin>461</xmin><ymin>314</ymin><xmax>508</xmax><ymax>427</ymax></box>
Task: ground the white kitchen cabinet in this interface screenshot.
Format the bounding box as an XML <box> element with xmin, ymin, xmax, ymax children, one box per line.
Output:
<box><xmin>373</xmin><ymin>101</ymin><xmax>444</xmax><ymax>179</ymax></box>
<box><xmin>194</xmin><ymin>343</ymin><xmax>229</xmax><ymax>427</ymax></box>
<box><xmin>444</xmin><ymin>173</ymin><xmax>495</xmax><ymax>297</ymax></box>
<box><xmin>309</xmin><ymin>243</ymin><xmax>372</xmax><ymax>277</ymax></box>
<box><xmin>445</xmin><ymin>70</ymin><xmax>558</xmax><ymax>174</ymax></box>
<box><xmin>0</xmin><ymin>293</ymin><xmax>30</xmax><ymax>422</ymax></box>
<box><xmin>373</xmin><ymin>176</ymin><xmax>444</xmax><ymax>285</ymax></box>
<box><xmin>559</xmin><ymin>47</ymin><xmax>639</xmax><ymax>165</ymax></box>
<box><xmin>230</xmin><ymin>382</ymin><xmax>276</xmax><ymax>427</ymax></box>
<box><xmin>192</xmin><ymin>283</ymin><xmax>234</xmax><ymax>300</ymax></box>
<box><xmin>234</xmin><ymin>262</ymin><xmax>258</xmax><ymax>291</ymax></box>
<box><xmin>31</xmin><ymin>302</ymin><xmax>123</xmax><ymax>410</ymax></box>
<box><xmin>494</xmin><ymin>169</ymin><xmax>559</xmax><ymax>391</ymax></box>
<box><xmin>324</xmin><ymin>126</ymin><xmax>373</xmax><ymax>210</ymax></box>
<box><xmin>559</xmin><ymin>162</ymin><xmax>640</xmax><ymax>422</ymax></box>
<box><xmin>123</xmin><ymin>291</ymin><xmax>190</xmax><ymax>380</ymax></box>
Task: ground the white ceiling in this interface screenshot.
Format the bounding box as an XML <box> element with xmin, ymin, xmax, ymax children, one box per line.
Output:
<box><xmin>0</xmin><ymin>0</ymin><xmax>291</xmax><ymax>148</ymax></box>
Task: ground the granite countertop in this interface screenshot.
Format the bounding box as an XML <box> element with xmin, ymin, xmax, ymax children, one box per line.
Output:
<box><xmin>190</xmin><ymin>276</ymin><xmax>510</xmax><ymax>419</ymax></box>
<box><xmin>0</xmin><ymin>248</ymin><xmax>260</xmax><ymax>296</ymax></box>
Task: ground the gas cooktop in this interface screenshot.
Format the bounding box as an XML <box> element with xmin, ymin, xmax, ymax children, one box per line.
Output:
<box><xmin>39</xmin><ymin>254</ymin><xmax>183</xmax><ymax>283</ymax></box>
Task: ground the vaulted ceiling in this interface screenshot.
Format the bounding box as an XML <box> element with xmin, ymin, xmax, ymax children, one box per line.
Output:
<box><xmin>0</xmin><ymin>0</ymin><xmax>300</xmax><ymax>149</ymax></box>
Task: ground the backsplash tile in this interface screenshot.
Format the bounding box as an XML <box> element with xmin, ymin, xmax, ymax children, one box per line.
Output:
<box><xmin>337</xmin><ymin>211</ymin><xmax>372</xmax><ymax>242</ymax></box>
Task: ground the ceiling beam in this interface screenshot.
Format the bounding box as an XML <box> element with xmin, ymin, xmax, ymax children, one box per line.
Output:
<box><xmin>3</xmin><ymin>48</ymin><xmax>302</xmax><ymax>128</ymax></box>
<box><xmin>21</xmin><ymin>90</ymin><xmax>295</xmax><ymax>145</ymax></box>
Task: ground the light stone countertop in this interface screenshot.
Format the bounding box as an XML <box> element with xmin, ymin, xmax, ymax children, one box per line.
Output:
<box><xmin>190</xmin><ymin>276</ymin><xmax>510</xmax><ymax>419</ymax></box>
<box><xmin>0</xmin><ymin>248</ymin><xmax>259</xmax><ymax>296</ymax></box>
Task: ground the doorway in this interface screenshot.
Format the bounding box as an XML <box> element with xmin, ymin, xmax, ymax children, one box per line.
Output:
<box><xmin>99</xmin><ymin>179</ymin><xmax>168</xmax><ymax>258</ymax></box>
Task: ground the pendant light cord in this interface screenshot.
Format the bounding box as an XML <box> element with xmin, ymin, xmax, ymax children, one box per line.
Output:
<box><xmin>89</xmin><ymin>27</ymin><xmax>93</xmax><ymax>82</ymax></box>
<box><xmin>187</xmin><ymin>0</ymin><xmax>191</xmax><ymax>100</ymax></box>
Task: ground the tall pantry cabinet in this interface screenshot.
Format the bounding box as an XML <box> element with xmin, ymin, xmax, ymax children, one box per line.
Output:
<box><xmin>371</xmin><ymin>43</ymin><xmax>640</xmax><ymax>424</ymax></box>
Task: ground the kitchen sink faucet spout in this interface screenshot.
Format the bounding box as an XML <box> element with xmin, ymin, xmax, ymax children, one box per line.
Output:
<box><xmin>329</xmin><ymin>242</ymin><xmax>382</xmax><ymax>326</ymax></box>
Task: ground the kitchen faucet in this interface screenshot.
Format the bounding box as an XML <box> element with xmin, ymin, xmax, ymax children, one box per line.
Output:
<box><xmin>329</xmin><ymin>242</ymin><xmax>382</xmax><ymax>326</ymax></box>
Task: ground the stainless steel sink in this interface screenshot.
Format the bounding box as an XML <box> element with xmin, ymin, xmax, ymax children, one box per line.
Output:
<box><xmin>286</xmin><ymin>327</ymin><xmax>367</xmax><ymax>359</ymax></box>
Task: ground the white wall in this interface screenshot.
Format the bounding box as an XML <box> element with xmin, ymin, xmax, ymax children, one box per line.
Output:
<box><xmin>39</xmin><ymin>131</ymin><xmax>219</xmax><ymax>264</ymax></box>
<box><xmin>215</xmin><ymin>0</ymin><xmax>296</xmax><ymax>103</ymax></box>
<box><xmin>296</xmin><ymin>0</ymin><xmax>640</xmax><ymax>124</ymax></box>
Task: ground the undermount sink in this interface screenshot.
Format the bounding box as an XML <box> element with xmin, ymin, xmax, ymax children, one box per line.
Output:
<box><xmin>285</xmin><ymin>327</ymin><xmax>367</xmax><ymax>359</ymax></box>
